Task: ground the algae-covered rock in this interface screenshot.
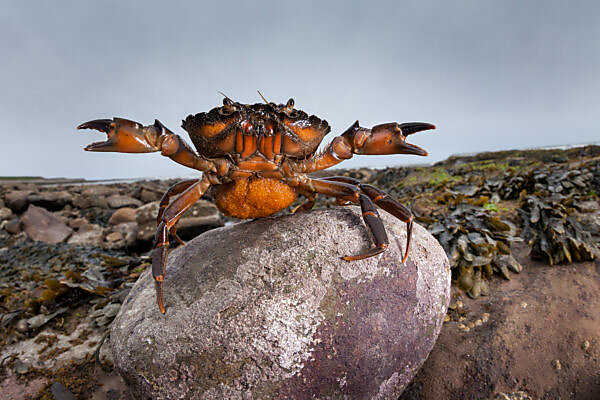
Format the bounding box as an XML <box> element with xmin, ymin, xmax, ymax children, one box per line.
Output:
<box><xmin>110</xmin><ymin>207</ymin><xmax>450</xmax><ymax>399</ymax></box>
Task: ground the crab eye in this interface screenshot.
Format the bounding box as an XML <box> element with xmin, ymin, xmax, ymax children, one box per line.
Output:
<box><xmin>286</xmin><ymin>98</ymin><xmax>294</xmax><ymax>108</ymax></box>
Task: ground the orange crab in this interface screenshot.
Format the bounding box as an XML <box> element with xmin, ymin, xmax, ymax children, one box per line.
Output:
<box><xmin>78</xmin><ymin>94</ymin><xmax>435</xmax><ymax>313</ymax></box>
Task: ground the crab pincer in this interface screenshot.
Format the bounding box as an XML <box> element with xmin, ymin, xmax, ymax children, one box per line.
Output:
<box><xmin>77</xmin><ymin>117</ymin><xmax>163</xmax><ymax>153</ymax></box>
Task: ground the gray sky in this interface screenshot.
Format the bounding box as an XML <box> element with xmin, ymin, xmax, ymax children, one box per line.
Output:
<box><xmin>1</xmin><ymin>1</ymin><xmax>598</xmax><ymax>179</ymax></box>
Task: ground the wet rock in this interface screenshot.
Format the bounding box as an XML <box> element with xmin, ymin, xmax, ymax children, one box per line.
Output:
<box><xmin>26</xmin><ymin>190</ymin><xmax>73</xmax><ymax>211</ymax></box>
<box><xmin>68</xmin><ymin>217</ymin><xmax>89</xmax><ymax>229</ymax></box>
<box><xmin>67</xmin><ymin>223</ymin><xmax>104</xmax><ymax>246</ymax></box>
<box><xmin>26</xmin><ymin>307</ymin><xmax>67</xmax><ymax>330</ymax></box>
<box><xmin>0</xmin><ymin>206</ymin><xmax>13</xmax><ymax>221</ymax></box>
<box><xmin>4</xmin><ymin>190</ymin><xmax>32</xmax><ymax>213</ymax></box>
<box><xmin>50</xmin><ymin>382</ymin><xmax>78</xmax><ymax>400</ymax></box>
<box><xmin>4</xmin><ymin>218</ymin><xmax>22</xmax><ymax>234</ymax></box>
<box><xmin>20</xmin><ymin>205</ymin><xmax>73</xmax><ymax>244</ymax></box>
<box><xmin>103</xmin><ymin>303</ymin><xmax>121</xmax><ymax>319</ymax></box>
<box><xmin>111</xmin><ymin>208</ymin><xmax>450</xmax><ymax>399</ymax></box>
<box><xmin>105</xmin><ymin>231</ymin><xmax>123</xmax><ymax>242</ymax></box>
<box><xmin>399</xmin><ymin>243</ymin><xmax>600</xmax><ymax>400</ymax></box>
<box><xmin>140</xmin><ymin>186</ymin><xmax>164</xmax><ymax>202</ymax></box>
<box><xmin>14</xmin><ymin>359</ymin><xmax>29</xmax><ymax>374</ymax></box>
<box><xmin>105</xmin><ymin>222</ymin><xmax>138</xmax><ymax>249</ymax></box>
<box><xmin>107</xmin><ymin>194</ymin><xmax>142</xmax><ymax>209</ymax></box>
<box><xmin>72</xmin><ymin>193</ymin><xmax>108</xmax><ymax>209</ymax></box>
<box><xmin>108</xmin><ymin>207</ymin><xmax>137</xmax><ymax>225</ymax></box>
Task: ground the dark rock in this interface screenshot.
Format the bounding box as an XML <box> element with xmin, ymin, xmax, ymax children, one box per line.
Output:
<box><xmin>4</xmin><ymin>218</ymin><xmax>22</xmax><ymax>234</ymax></box>
<box><xmin>20</xmin><ymin>205</ymin><xmax>72</xmax><ymax>244</ymax></box>
<box><xmin>107</xmin><ymin>194</ymin><xmax>142</xmax><ymax>209</ymax></box>
<box><xmin>26</xmin><ymin>190</ymin><xmax>73</xmax><ymax>211</ymax></box>
<box><xmin>110</xmin><ymin>208</ymin><xmax>450</xmax><ymax>399</ymax></box>
<box><xmin>108</xmin><ymin>207</ymin><xmax>137</xmax><ymax>225</ymax></box>
<box><xmin>4</xmin><ymin>190</ymin><xmax>32</xmax><ymax>213</ymax></box>
<box><xmin>50</xmin><ymin>382</ymin><xmax>78</xmax><ymax>400</ymax></box>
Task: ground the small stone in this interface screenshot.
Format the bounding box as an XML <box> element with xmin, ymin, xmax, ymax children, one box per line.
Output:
<box><xmin>474</xmin><ymin>319</ymin><xmax>483</xmax><ymax>326</ymax></box>
<box><xmin>468</xmin><ymin>321</ymin><xmax>475</xmax><ymax>329</ymax></box>
<box><xmin>5</xmin><ymin>219</ymin><xmax>22</xmax><ymax>234</ymax></box>
<box><xmin>455</xmin><ymin>300</ymin><xmax>463</xmax><ymax>308</ymax></box>
<box><xmin>520</xmin><ymin>301</ymin><xmax>528</xmax><ymax>308</ymax></box>
<box><xmin>15</xmin><ymin>319</ymin><xmax>30</xmax><ymax>333</ymax></box>
<box><xmin>552</xmin><ymin>359</ymin><xmax>561</xmax><ymax>370</ymax></box>
<box><xmin>443</xmin><ymin>315</ymin><xmax>451</xmax><ymax>322</ymax></box>
<box><xmin>68</xmin><ymin>217</ymin><xmax>89</xmax><ymax>229</ymax></box>
<box><xmin>107</xmin><ymin>194</ymin><xmax>142</xmax><ymax>209</ymax></box>
<box><xmin>50</xmin><ymin>382</ymin><xmax>78</xmax><ymax>400</ymax></box>
<box><xmin>103</xmin><ymin>303</ymin><xmax>121</xmax><ymax>318</ymax></box>
<box><xmin>95</xmin><ymin>316</ymin><xmax>112</xmax><ymax>326</ymax></box>
<box><xmin>105</xmin><ymin>231</ymin><xmax>123</xmax><ymax>242</ymax></box>
<box><xmin>109</xmin><ymin>207</ymin><xmax>137</xmax><ymax>225</ymax></box>
<box><xmin>14</xmin><ymin>359</ymin><xmax>29</xmax><ymax>374</ymax></box>
<box><xmin>0</xmin><ymin>207</ymin><xmax>14</xmax><ymax>221</ymax></box>
<box><xmin>582</xmin><ymin>340</ymin><xmax>590</xmax><ymax>351</ymax></box>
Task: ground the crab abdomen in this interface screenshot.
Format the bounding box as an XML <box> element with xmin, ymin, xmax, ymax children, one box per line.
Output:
<box><xmin>213</xmin><ymin>177</ymin><xmax>297</xmax><ymax>219</ymax></box>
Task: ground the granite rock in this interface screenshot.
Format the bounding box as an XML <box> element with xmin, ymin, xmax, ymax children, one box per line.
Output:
<box><xmin>110</xmin><ymin>207</ymin><xmax>450</xmax><ymax>399</ymax></box>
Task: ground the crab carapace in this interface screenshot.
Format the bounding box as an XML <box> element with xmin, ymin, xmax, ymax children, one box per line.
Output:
<box><xmin>78</xmin><ymin>95</ymin><xmax>435</xmax><ymax>313</ymax></box>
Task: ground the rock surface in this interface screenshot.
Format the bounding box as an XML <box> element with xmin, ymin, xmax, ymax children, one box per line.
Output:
<box><xmin>399</xmin><ymin>242</ymin><xmax>600</xmax><ymax>400</ymax></box>
<box><xmin>20</xmin><ymin>205</ymin><xmax>73</xmax><ymax>244</ymax></box>
<box><xmin>110</xmin><ymin>208</ymin><xmax>450</xmax><ymax>399</ymax></box>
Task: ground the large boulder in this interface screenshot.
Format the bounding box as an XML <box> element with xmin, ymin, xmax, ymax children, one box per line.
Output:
<box><xmin>110</xmin><ymin>208</ymin><xmax>450</xmax><ymax>399</ymax></box>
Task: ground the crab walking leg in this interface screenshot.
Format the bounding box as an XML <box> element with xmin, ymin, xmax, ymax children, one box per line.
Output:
<box><xmin>290</xmin><ymin>190</ymin><xmax>316</xmax><ymax>214</ymax></box>
<box><xmin>157</xmin><ymin>179</ymin><xmax>200</xmax><ymax>246</ymax></box>
<box><xmin>152</xmin><ymin>176</ymin><xmax>211</xmax><ymax>314</ymax></box>
<box><xmin>296</xmin><ymin>178</ymin><xmax>389</xmax><ymax>260</ymax></box>
<box><xmin>321</xmin><ymin>176</ymin><xmax>414</xmax><ymax>263</ymax></box>
<box><xmin>77</xmin><ymin>118</ymin><xmax>217</xmax><ymax>174</ymax></box>
<box><xmin>294</xmin><ymin>121</ymin><xmax>434</xmax><ymax>173</ymax></box>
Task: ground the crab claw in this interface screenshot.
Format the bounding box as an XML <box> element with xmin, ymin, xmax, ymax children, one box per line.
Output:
<box><xmin>77</xmin><ymin>117</ymin><xmax>162</xmax><ymax>153</ymax></box>
<box><xmin>343</xmin><ymin>121</ymin><xmax>434</xmax><ymax>157</ymax></box>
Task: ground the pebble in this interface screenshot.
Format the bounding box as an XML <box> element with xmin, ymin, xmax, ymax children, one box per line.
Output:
<box><xmin>105</xmin><ymin>231</ymin><xmax>123</xmax><ymax>242</ymax></box>
<box><xmin>14</xmin><ymin>359</ymin><xmax>29</xmax><ymax>374</ymax></box>
<box><xmin>582</xmin><ymin>340</ymin><xmax>590</xmax><ymax>351</ymax></box>
<box><xmin>103</xmin><ymin>303</ymin><xmax>121</xmax><ymax>318</ymax></box>
<box><xmin>552</xmin><ymin>359</ymin><xmax>561</xmax><ymax>370</ymax></box>
<box><xmin>15</xmin><ymin>319</ymin><xmax>30</xmax><ymax>333</ymax></box>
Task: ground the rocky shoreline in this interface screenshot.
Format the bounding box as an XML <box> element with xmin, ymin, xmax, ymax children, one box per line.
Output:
<box><xmin>0</xmin><ymin>145</ymin><xmax>599</xmax><ymax>399</ymax></box>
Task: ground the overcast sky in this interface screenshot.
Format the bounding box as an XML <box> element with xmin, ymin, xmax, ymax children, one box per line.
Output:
<box><xmin>1</xmin><ymin>1</ymin><xmax>598</xmax><ymax>180</ymax></box>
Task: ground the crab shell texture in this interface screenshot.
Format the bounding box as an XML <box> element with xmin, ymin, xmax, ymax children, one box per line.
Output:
<box><xmin>183</xmin><ymin>100</ymin><xmax>330</xmax><ymax>219</ymax></box>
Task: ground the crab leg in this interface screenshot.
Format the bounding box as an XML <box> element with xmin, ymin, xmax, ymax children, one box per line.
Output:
<box><xmin>157</xmin><ymin>179</ymin><xmax>200</xmax><ymax>245</ymax></box>
<box><xmin>321</xmin><ymin>176</ymin><xmax>414</xmax><ymax>263</ymax></box>
<box><xmin>152</xmin><ymin>176</ymin><xmax>211</xmax><ymax>314</ymax></box>
<box><xmin>295</xmin><ymin>121</ymin><xmax>434</xmax><ymax>173</ymax></box>
<box><xmin>295</xmin><ymin>178</ymin><xmax>389</xmax><ymax>261</ymax></box>
<box><xmin>77</xmin><ymin>118</ymin><xmax>217</xmax><ymax>174</ymax></box>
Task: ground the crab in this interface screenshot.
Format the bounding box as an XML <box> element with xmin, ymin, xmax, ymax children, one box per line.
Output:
<box><xmin>78</xmin><ymin>94</ymin><xmax>435</xmax><ymax>314</ymax></box>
